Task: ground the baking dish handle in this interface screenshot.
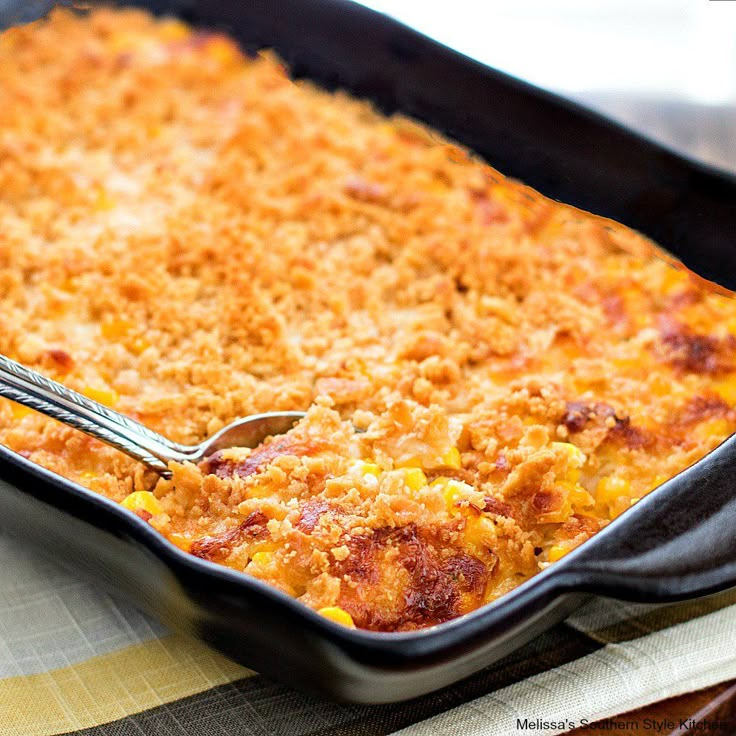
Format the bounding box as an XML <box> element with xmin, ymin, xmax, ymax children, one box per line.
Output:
<box><xmin>553</xmin><ymin>436</ymin><xmax>736</xmax><ymax>602</ymax></box>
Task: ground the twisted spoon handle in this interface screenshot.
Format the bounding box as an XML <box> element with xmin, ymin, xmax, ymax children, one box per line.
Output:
<box><xmin>0</xmin><ymin>354</ymin><xmax>191</xmax><ymax>477</ymax></box>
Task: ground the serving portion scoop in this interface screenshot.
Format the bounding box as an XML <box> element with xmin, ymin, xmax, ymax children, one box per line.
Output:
<box><xmin>0</xmin><ymin>354</ymin><xmax>305</xmax><ymax>478</ymax></box>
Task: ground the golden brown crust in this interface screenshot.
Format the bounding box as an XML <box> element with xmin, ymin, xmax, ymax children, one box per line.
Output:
<box><xmin>1</xmin><ymin>8</ymin><xmax>736</xmax><ymax>630</ymax></box>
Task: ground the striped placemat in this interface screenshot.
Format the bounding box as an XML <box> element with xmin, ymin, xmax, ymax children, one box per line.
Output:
<box><xmin>1</xmin><ymin>529</ymin><xmax>735</xmax><ymax>736</ymax></box>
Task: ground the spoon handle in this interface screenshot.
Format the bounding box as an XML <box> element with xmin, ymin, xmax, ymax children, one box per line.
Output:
<box><xmin>0</xmin><ymin>354</ymin><xmax>189</xmax><ymax>477</ymax></box>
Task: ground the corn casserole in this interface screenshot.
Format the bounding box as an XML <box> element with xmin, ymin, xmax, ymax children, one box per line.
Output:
<box><xmin>1</xmin><ymin>9</ymin><xmax>735</xmax><ymax>631</ymax></box>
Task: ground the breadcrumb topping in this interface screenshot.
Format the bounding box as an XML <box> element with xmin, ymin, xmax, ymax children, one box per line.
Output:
<box><xmin>1</xmin><ymin>9</ymin><xmax>735</xmax><ymax>630</ymax></box>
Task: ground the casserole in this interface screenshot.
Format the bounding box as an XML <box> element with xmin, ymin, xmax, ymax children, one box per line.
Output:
<box><xmin>1</xmin><ymin>0</ymin><xmax>736</xmax><ymax>702</ymax></box>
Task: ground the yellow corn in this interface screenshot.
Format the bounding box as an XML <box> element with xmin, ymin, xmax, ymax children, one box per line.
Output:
<box><xmin>82</xmin><ymin>386</ymin><xmax>119</xmax><ymax>407</ymax></box>
<box><xmin>564</xmin><ymin>482</ymin><xmax>594</xmax><ymax>509</ymax></box>
<box><xmin>101</xmin><ymin>318</ymin><xmax>134</xmax><ymax>340</ymax></box>
<box><xmin>10</xmin><ymin>403</ymin><xmax>32</xmax><ymax>420</ymax></box>
<box><xmin>396</xmin><ymin>455</ymin><xmax>422</xmax><ymax>468</ymax></box>
<box><xmin>101</xmin><ymin>317</ymin><xmax>149</xmax><ymax>355</ymax></box>
<box><xmin>548</xmin><ymin>544</ymin><xmax>571</xmax><ymax>563</ymax></box>
<box><xmin>158</xmin><ymin>18</ymin><xmax>191</xmax><ymax>41</ymax></box>
<box><xmin>610</xmin><ymin>497</ymin><xmax>633</xmax><ymax>519</ymax></box>
<box><xmin>465</xmin><ymin>516</ymin><xmax>496</xmax><ymax>549</ymax></box>
<box><xmin>398</xmin><ymin>447</ymin><xmax>462</xmax><ymax>470</ymax></box>
<box><xmin>660</xmin><ymin>265</ymin><xmax>687</xmax><ymax>294</ymax></box>
<box><xmin>250</xmin><ymin>551</ymin><xmax>273</xmax><ymax>567</ymax></box>
<box><xmin>205</xmin><ymin>37</ymin><xmax>239</xmax><ymax>66</ymax></box>
<box><xmin>403</xmin><ymin>467</ymin><xmax>427</xmax><ymax>492</ymax></box>
<box><xmin>649</xmin><ymin>474</ymin><xmax>668</xmax><ymax>492</ymax></box>
<box><xmin>596</xmin><ymin>476</ymin><xmax>631</xmax><ymax>506</ymax></box>
<box><xmin>130</xmin><ymin>336</ymin><xmax>151</xmax><ymax>355</ymax></box>
<box><xmin>168</xmin><ymin>533</ymin><xmax>192</xmax><ymax>552</ymax></box>
<box><xmin>121</xmin><ymin>491</ymin><xmax>162</xmax><ymax>516</ymax></box>
<box><xmin>317</xmin><ymin>606</ymin><xmax>355</xmax><ymax>628</ymax></box>
<box><xmin>431</xmin><ymin>476</ymin><xmax>473</xmax><ymax>511</ymax></box>
<box><xmin>439</xmin><ymin>447</ymin><xmax>462</xmax><ymax>470</ymax></box>
<box><xmin>351</xmin><ymin>460</ymin><xmax>381</xmax><ymax>477</ymax></box>
<box><xmin>108</xmin><ymin>31</ymin><xmax>146</xmax><ymax>54</ymax></box>
<box><xmin>93</xmin><ymin>187</ymin><xmax>115</xmax><ymax>211</ymax></box>
<box><xmin>551</xmin><ymin>442</ymin><xmax>586</xmax><ymax>482</ymax></box>
<box><xmin>247</xmin><ymin>484</ymin><xmax>271</xmax><ymax>499</ymax></box>
<box><xmin>430</xmin><ymin>476</ymin><xmax>451</xmax><ymax>488</ymax></box>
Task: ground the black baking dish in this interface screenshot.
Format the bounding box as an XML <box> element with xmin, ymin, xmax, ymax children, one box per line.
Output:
<box><xmin>2</xmin><ymin>0</ymin><xmax>736</xmax><ymax>704</ymax></box>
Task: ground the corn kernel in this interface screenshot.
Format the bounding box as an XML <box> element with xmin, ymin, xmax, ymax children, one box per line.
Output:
<box><xmin>443</xmin><ymin>484</ymin><xmax>463</xmax><ymax>510</ymax></box>
<box><xmin>431</xmin><ymin>476</ymin><xmax>474</xmax><ymax>511</ymax></box>
<box><xmin>158</xmin><ymin>18</ymin><xmax>191</xmax><ymax>41</ymax></box>
<box><xmin>396</xmin><ymin>455</ymin><xmax>422</xmax><ymax>468</ymax></box>
<box><xmin>247</xmin><ymin>484</ymin><xmax>271</xmax><ymax>499</ymax></box>
<box><xmin>109</xmin><ymin>31</ymin><xmax>145</xmax><ymax>54</ymax></box>
<box><xmin>610</xmin><ymin>497</ymin><xmax>632</xmax><ymax>519</ymax></box>
<box><xmin>317</xmin><ymin>606</ymin><xmax>355</xmax><ymax>628</ymax></box>
<box><xmin>439</xmin><ymin>447</ymin><xmax>462</xmax><ymax>470</ymax></box>
<box><xmin>79</xmin><ymin>471</ymin><xmax>100</xmax><ymax>491</ymax></box>
<box><xmin>398</xmin><ymin>448</ymin><xmax>463</xmax><ymax>470</ymax></box>
<box><xmin>465</xmin><ymin>516</ymin><xmax>496</xmax><ymax>549</ymax></box>
<box><xmin>660</xmin><ymin>265</ymin><xmax>687</xmax><ymax>294</ymax></box>
<box><xmin>649</xmin><ymin>474</ymin><xmax>668</xmax><ymax>492</ymax></box>
<box><xmin>100</xmin><ymin>318</ymin><xmax>134</xmax><ymax>340</ymax></box>
<box><xmin>82</xmin><ymin>386</ymin><xmax>119</xmax><ymax>407</ymax></box>
<box><xmin>548</xmin><ymin>544</ymin><xmax>571</xmax><ymax>563</ymax></box>
<box><xmin>168</xmin><ymin>533</ymin><xmax>192</xmax><ymax>552</ymax></box>
<box><xmin>649</xmin><ymin>373</ymin><xmax>671</xmax><ymax>397</ymax></box>
<box><xmin>205</xmin><ymin>37</ymin><xmax>239</xmax><ymax>66</ymax></box>
<box><xmin>130</xmin><ymin>336</ymin><xmax>150</xmax><ymax>355</ymax></box>
<box><xmin>250</xmin><ymin>551</ymin><xmax>273</xmax><ymax>566</ymax></box>
<box><xmin>551</xmin><ymin>442</ymin><xmax>586</xmax><ymax>482</ymax></box>
<box><xmin>403</xmin><ymin>467</ymin><xmax>427</xmax><ymax>492</ymax></box>
<box><xmin>121</xmin><ymin>491</ymin><xmax>162</xmax><ymax>516</ymax></box>
<box><xmin>93</xmin><ymin>187</ymin><xmax>115</xmax><ymax>211</ymax></box>
<box><xmin>10</xmin><ymin>403</ymin><xmax>32</xmax><ymax>420</ymax></box>
<box><xmin>596</xmin><ymin>476</ymin><xmax>631</xmax><ymax>506</ymax></box>
<box><xmin>564</xmin><ymin>482</ymin><xmax>594</xmax><ymax>509</ymax></box>
<box><xmin>351</xmin><ymin>460</ymin><xmax>381</xmax><ymax>477</ymax></box>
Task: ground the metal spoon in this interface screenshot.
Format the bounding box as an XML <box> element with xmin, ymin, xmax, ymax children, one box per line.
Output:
<box><xmin>0</xmin><ymin>354</ymin><xmax>305</xmax><ymax>478</ymax></box>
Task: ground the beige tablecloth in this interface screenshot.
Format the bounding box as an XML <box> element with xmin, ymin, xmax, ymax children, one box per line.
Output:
<box><xmin>2</xmin><ymin>528</ymin><xmax>736</xmax><ymax>735</ymax></box>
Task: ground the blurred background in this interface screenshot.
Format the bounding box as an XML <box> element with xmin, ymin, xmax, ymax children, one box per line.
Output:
<box><xmin>2</xmin><ymin>0</ymin><xmax>735</xmax><ymax>171</ymax></box>
<box><xmin>361</xmin><ymin>0</ymin><xmax>736</xmax><ymax>172</ymax></box>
